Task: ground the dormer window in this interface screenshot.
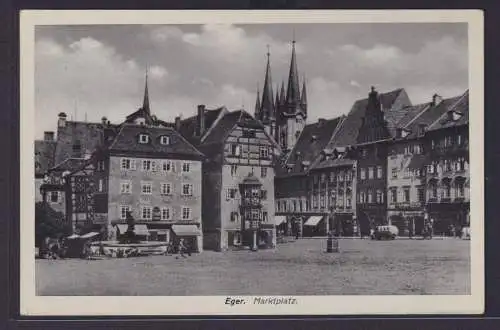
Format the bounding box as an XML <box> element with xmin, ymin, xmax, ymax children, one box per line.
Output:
<box><xmin>160</xmin><ymin>135</ymin><xmax>170</xmax><ymax>145</ymax></box>
<box><xmin>452</xmin><ymin>111</ymin><xmax>463</xmax><ymax>121</ymax></box>
<box><xmin>139</xmin><ymin>134</ymin><xmax>149</xmax><ymax>144</ymax></box>
<box><xmin>401</xmin><ymin>129</ymin><xmax>410</xmax><ymax>138</ymax></box>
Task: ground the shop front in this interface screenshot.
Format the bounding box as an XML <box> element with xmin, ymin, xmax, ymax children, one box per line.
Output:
<box><xmin>427</xmin><ymin>202</ymin><xmax>470</xmax><ymax>236</ymax></box>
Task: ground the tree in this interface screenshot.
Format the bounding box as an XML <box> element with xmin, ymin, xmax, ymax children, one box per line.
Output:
<box><xmin>35</xmin><ymin>201</ymin><xmax>72</xmax><ymax>247</ymax></box>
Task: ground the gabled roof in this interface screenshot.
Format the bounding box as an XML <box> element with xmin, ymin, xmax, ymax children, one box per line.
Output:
<box><xmin>427</xmin><ymin>90</ymin><xmax>469</xmax><ymax>131</ymax></box>
<box><xmin>326</xmin><ymin>88</ymin><xmax>410</xmax><ymax>149</ymax></box>
<box><xmin>179</xmin><ymin>107</ymin><xmax>226</xmax><ymax>145</ymax></box>
<box><xmin>35</xmin><ymin>140</ymin><xmax>57</xmax><ymax>176</ymax></box>
<box><xmin>201</xmin><ymin>110</ymin><xmax>249</xmax><ymax>146</ymax></box>
<box><xmin>108</xmin><ymin>124</ymin><xmax>204</xmax><ymax>159</ymax></box>
<box><xmin>277</xmin><ymin>117</ymin><xmax>343</xmax><ymax>175</ymax></box>
<box><xmin>49</xmin><ymin>157</ymin><xmax>87</xmax><ymax>173</ymax></box>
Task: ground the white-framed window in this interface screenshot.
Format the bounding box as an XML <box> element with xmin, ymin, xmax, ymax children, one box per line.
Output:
<box><xmin>260</xmin><ymin>147</ymin><xmax>270</xmax><ymax>158</ymax></box>
<box><xmin>230</xmin><ymin>211</ymin><xmax>239</xmax><ymax>222</ymax></box>
<box><xmin>377</xmin><ymin>166</ymin><xmax>383</xmax><ymax>179</ymax></box>
<box><xmin>360</xmin><ymin>168</ymin><xmax>366</xmax><ymax>180</ymax></box>
<box><xmin>456</xmin><ymin>182</ymin><xmax>465</xmax><ymax>197</ymax></box>
<box><xmin>376</xmin><ymin>190</ymin><xmax>383</xmax><ymax>204</ymax></box>
<box><xmin>98</xmin><ymin>179</ymin><xmax>104</xmax><ymax>192</ymax></box>
<box><xmin>160</xmin><ymin>135</ymin><xmax>170</xmax><ymax>145</ymax></box>
<box><xmin>121</xmin><ymin>158</ymin><xmax>136</xmax><ymax>170</ymax></box>
<box><xmin>404</xmin><ymin>168</ymin><xmax>411</xmax><ymax>178</ymax></box>
<box><xmin>49</xmin><ymin>191</ymin><xmax>60</xmax><ymax>203</ymax></box>
<box><xmin>226</xmin><ymin>188</ymin><xmax>238</xmax><ymax>199</ymax></box>
<box><xmin>391</xmin><ymin>168</ymin><xmax>398</xmax><ymax>179</ymax></box>
<box><xmin>161</xmin><ymin>207</ymin><xmax>172</xmax><ymax>220</ymax></box>
<box><xmin>141</xmin><ymin>182</ymin><xmax>152</xmax><ymax>195</ymax></box>
<box><xmin>261</xmin><ymin>167</ymin><xmax>267</xmax><ymax>178</ymax></box>
<box><xmin>182</xmin><ymin>207</ymin><xmax>192</xmax><ymax>220</ymax></box>
<box><xmin>368</xmin><ymin>167</ymin><xmax>374</xmax><ymax>179</ymax></box>
<box><xmin>120</xmin><ymin>205</ymin><xmax>130</xmax><ymax>220</ymax></box>
<box><xmin>367</xmin><ymin>190</ymin><xmax>373</xmax><ymax>203</ymax></box>
<box><xmin>120</xmin><ymin>181</ymin><xmax>132</xmax><ymax>194</ymax></box>
<box><xmin>142</xmin><ymin>160</ymin><xmax>152</xmax><ymax>171</ymax></box>
<box><xmin>162</xmin><ymin>160</ymin><xmax>173</xmax><ymax>172</ymax></box>
<box><xmin>182</xmin><ymin>183</ymin><xmax>193</xmax><ymax>196</ymax></box>
<box><xmin>160</xmin><ymin>183</ymin><xmax>172</xmax><ymax>195</ymax></box>
<box><xmin>182</xmin><ymin>162</ymin><xmax>191</xmax><ymax>173</ymax></box>
<box><xmin>403</xmin><ymin>188</ymin><xmax>410</xmax><ymax>202</ymax></box>
<box><xmin>141</xmin><ymin>206</ymin><xmax>152</xmax><ymax>220</ymax></box>
<box><xmin>139</xmin><ymin>134</ymin><xmax>149</xmax><ymax>144</ymax></box>
<box><xmin>230</xmin><ymin>144</ymin><xmax>241</xmax><ymax>156</ymax></box>
<box><xmin>390</xmin><ymin>188</ymin><xmax>397</xmax><ymax>203</ymax></box>
<box><xmin>230</xmin><ymin>164</ymin><xmax>238</xmax><ymax>176</ymax></box>
<box><xmin>359</xmin><ymin>191</ymin><xmax>365</xmax><ymax>203</ymax></box>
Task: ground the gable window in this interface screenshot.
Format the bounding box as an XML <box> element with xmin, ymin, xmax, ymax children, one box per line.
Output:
<box><xmin>141</xmin><ymin>206</ymin><xmax>152</xmax><ymax>220</ymax></box>
<box><xmin>161</xmin><ymin>207</ymin><xmax>172</xmax><ymax>220</ymax></box>
<box><xmin>142</xmin><ymin>160</ymin><xmax>152</xmax><ymax>171</ymax></box>
<box><xmin>160</xmin><ymin>183</ymin><xmax>172</xmax><ymax>195</ymax></box>
<box><xmin>141</xmin><ymin>182</ymin><xmax>152</xmax><ymax>195</ymax></box>
<box><xmin>260</xmin><ymin>147</ymin><xmax>270</xmax><ymax>159</ymax></box>
<box><xmin>231</xmin><ymin>144</ymin><xmax>241</xmax><ymax>156</ymax></box>
<box><xmin>182</xmin><ymin>162</ymin><xmax>191</xmax><ymax>173</ymax></box>
<box><xmin>120</xmin><ymin>206</ymin><xmax>130</xmax><ymax>220</ymax></box>
<box><xmin>182</xmin><ymin>183</ymin><xmax>193</xmax><ymax>196</ymax></box>
<box><xmin>120</xmin><ymin>181</ymin><xmax>132</xmax><ymax>194</ymax></box>
<box><xmin>182</xmin><ymin>207</ymin><xmax>192</xmax><ymax>220</ymax></box>
<box><xmin>139</xmin><ymin>134</ymin><xmax>149</xmax><ymax>144</ymax></box>
<box><xmin>160</xmin><ymin>136</ymin><xmax>170</xmax><ymax>145</ymax></box>
<box><xmin>162</xmin><ymin>160</ymin><xmax>173</xmax><ymax>172</ymax></box>
<box><xmin>261</xmin><ymin>167</ymin><xmax>267</xmax><ymax>178</ymax></box>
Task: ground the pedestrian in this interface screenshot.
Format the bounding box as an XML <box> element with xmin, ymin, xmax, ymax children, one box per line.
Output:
<box><xmin>295</xmin><ymin>230</ymin><xmax>299</xmax><ymax>240</ymax></box>
<box><xmin>176</xmin><ymin>239</ymin><xmax>187</xmax><ymax>259</ymax></box>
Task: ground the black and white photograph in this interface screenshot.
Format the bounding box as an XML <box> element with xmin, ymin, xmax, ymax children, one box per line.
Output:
<box><xmin>20</xmin><ymin>10</ymin><xmax>484</xmax><ymax>315</ymax></box>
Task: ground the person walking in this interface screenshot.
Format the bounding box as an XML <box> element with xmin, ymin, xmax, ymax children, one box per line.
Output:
<box><xmin>176</xmin><ymin>238</ymin><xmax>187</xmax><ymax>259</ymax></box>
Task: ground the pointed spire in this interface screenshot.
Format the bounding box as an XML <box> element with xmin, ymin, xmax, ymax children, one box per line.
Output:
<box><xmin>301</xmin><ymin>75</ymin><xmax>307</xmax><ymax>105</ymax></box>
<box><xmin>279</xmin><ymin>81</ymin><xmax>286</xmax><ymax>105</ymax></box>
<box><xmin>142</xmin><ymin>67</ymin><xmax>150</xmax><ymax>114</ymax></box>
<box><xmin>260</xmin><ymin>45</ymin><xmax>274</xmax><ymax>121</ymax></box>
<box><xmin>254</xmin><ymin>85</ymin><xmax>261</xmax><ymax>118</ymax></box>
<box><xmin>275</xmin><ymin>84</ymin><xmax>280</xmax><ymax>109</ymax></box>
<box><xmin>285</xmin><ymin>39</ymin><xmax>301</xmax><ymax>106</ymax></box>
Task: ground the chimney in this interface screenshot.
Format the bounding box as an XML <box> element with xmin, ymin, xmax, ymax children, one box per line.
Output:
<box><xmin>196</xmin><ymin>104</ymin><xmax>206</xmax><ymax>136</ymax></box>
<box><xmin>44</xmin><ymin>131</ymin><xmax>54</xmax><ymax>141</ymax></box>
<box><xmin>367</xmin><ymin>86</ymin><xmax>382</xmax><ymax>112</ymax></box>
<box><xmin>101</xmin><ymin>116</ymin><xmax>108</xmax><ymax>125</ymax></box>
<box><xmin>318</xmin><ymin>118</ymin><xmax>326</xmax><ymax>126</ymax></box>
<box><xmin>57</xmin><ymin>112</ymin><xmax>67</xmax><ymax>128</ymax></box>
<box><xmin>432</xmin><ymin>93</ymin><xmax>443</xmax><ymax>106</ymax></box>
<box><xmin>175</xmin><ymin>116</ymin><xmax>181</xmax><ymax>131</ymax></box>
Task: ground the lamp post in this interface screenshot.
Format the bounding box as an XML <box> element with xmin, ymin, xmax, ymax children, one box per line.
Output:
<box><xmin>239</xmin><ymin>173</ymin><xmax>263</xmax><ymax>252</ymax></box>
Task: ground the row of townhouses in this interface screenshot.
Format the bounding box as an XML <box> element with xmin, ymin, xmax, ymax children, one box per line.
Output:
<box><xmin>35</xmin><ymin>40</ymin><xmax>470</xmax><ymax>253</ymax></box>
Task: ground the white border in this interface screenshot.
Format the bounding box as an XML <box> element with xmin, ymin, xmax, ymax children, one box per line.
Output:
<box><xmin>20</xmin><ymin>10</ymin><xmax>484</xmax><ymax>316</ymax></box>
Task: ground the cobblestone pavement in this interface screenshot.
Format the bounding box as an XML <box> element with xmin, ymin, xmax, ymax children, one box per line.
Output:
<box><xmin>36</xmin><ymin>238</ymin><xmax>470</xmax><ymax>296</ymax></box>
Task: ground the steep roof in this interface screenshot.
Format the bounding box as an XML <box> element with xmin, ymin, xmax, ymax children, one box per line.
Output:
<box><xmin>278</xmin><ymin>117</ymin><xmax>343</xmax><ymax>175</ymax></box>
<box><xmin>326</xmin><ymin>88</ymin><xmax>409</xmax><ymax>149</ymax></box>
<box><xmin>179</xmin><ymin>107</ymin><xmax>226</xmax><ymax>145</ymax></box>
<box><xmin>427</xmin><ymin>90</ymin><xmax>469</xmax><ymax>131</ymax></box>
<box><xmin>108</xmin><ymin>124</ymin><xmax>204</xmax><ymax>159</ymax></box>
<box><xmin>49</xmin><ymin>157</ymin><xmax>87</xmax><ymax>173</ymax></box>
<box><xmin>34</xmin><ymin>140</ymin><xmax>57</xmax><ymax>176</ymax></box>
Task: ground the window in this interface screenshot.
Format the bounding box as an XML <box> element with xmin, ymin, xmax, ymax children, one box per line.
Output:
<box><xmin>120</xmin><ymin>206</ymin><xmax>130</xmax><ymax>220</ymax></box>
<box><xmin>98</xmin><ymin>179</ymin><xmax>104</xmax><ymax>192</ymax></box>
<box><xmin>417</xmin><ymin>187</ymin><xmax>425</xmax><ymax>202</ymax></box>
<box><xmin>139</xmin><ymin>134</ymin><xmax>149</xmax><ymax>144</ymax></box>
<box><xmin>120</xmin><ymin>181</ymin><xmax>132</xmax><ymax>194</ymax></box>
<box><xmin>260</xmin><ymin>147</ymin><xmax>270</xmax><ymax>158</ymax></box>
<box><xmin>50</xmin><ymin>191</ymin><xmax>59</xmax><ymax>203</ymax></box>
<box><xmin>368</xmin><ymin>167</ymin><xmax>374</xmax><ymax>179</ymax></box>
<box><xmin>263</xmin><ymin>212</ymin><xmax>268</xmax><ymax>222</ymax></box>
<box><xmin>141</xmin><ymin>182</ymin><xmax>152</xmax><ymax>194</ymax></box>
<box><xmin>431</xmin><ymin>140</ymin><xmax>436</xmax><ymax>149</ymax></box>
<box><xmin>261</xmin><ymin>167</ymin><xmax>268</xmax><ymax>178</ymax></box>
<box><xmin>360</xmin><ymin>191</ymin><xmax>366</xmax><ymax>203</ymax></box>
<box><xmin>337</xmin><ymin>172</ymin><xmax>344</xmax><ymax>182</ymax></box>
<box><xmin>443</xmin><ymin>182</ymin><xmax>451</xmax><ymax>198</ymax></box>
<box><xmin>162</xmin><ymin>160</ymin><xmax>173</xmax><ymax>172</ymax></box>
<box><xmin>403</xmin><ymin>188</ymin><xmax>410</xmax><ymax>202</ymax></box>
<box><xmin>230</xmin><ymin>165</ymin><xmax>238</xmax><ymax>176</ymax></box>
<box><xmin>142</xmin><ymin>160</ymin><xmax>152</xmax><ymax>171</ymax></box>
<box><xmin>367</xmin><ymin>190</ymin><xmax>373</xmax><ymax>203</ymax></box>
<box><xmin>392</xmin><ymin>168</ymin><xmax>398</xmax><ymax>179</ymax></box>
<box><xmin>230</xmin><ymin>212</ymin><xmax>239</xmax><ymax>222</ymax></box>
<box><xmin>329</xmin><ymin>172</ymin><xmax>335</xmax><ymax>183</ymax></box>
<box><xmin>321</xmin><ymin>174</ymin><xmax>326</xmax><ymax>182</ymax></box>
<box><xmin>231</xmin><ymin>144</ymin><xmax>241</xmax><ymax>156</ymax></box>
<box><xmin>457</xmin><ymin>157</ymin><xmax>466</xmax><ymax>171</ymax></box>
<box><xmin>361</xmin><ymin>148</ymin><xmax>367</xmax><ymax>157</ymax></box>
<box><xmin>320</xmin><ymin>195</ymin><xmax>325</xmax><ymax>208</ymax></box>
<box><xmin>414</xmin><ymin>144</ymin><xmax>422</xmax><ymax>154</ymax></box>
<box><xmin>182</xmin><ymin>184</ymin><xmax>193</xmax><ymax>196</ymax></box>
<box><xmin>360</xmin><ymin>168</ymin><xmax>366</xmax><ymax>180</ymax></box>
<box><xmin>182</xmin><ymin>162</ymin><xmax>191</xmax><ymax>173</ymax></box>
<box><xmin>345</xmin><ymin>171</ymin><xmax>352</xmax><ymax>181</ymax></box>
<box><xmin>182</xmin><ymin>207</ymin><xmax>192</xmax><ymax>220</ymax></box>
<box><xmin>390</xmin><ymin>188</ymin><xmax>397</xmax><ymax>203</ymax></box>
<box><xmin>430</xmin><ymin>185</ymin><xmax>438</xmax><ymax>199</ymax></box>
<box><xmin>313</xmin><ymin>195</ymin><xmax>318</xmax><ymax>208</ymax></box>
<box><xmin>376</xmin><ymin>190</ymin><xmax>383</xmax><ymax>204</ymax></box>
<box><xmin>160</xmin><ymin>183</ymin><xmax>172</xmax><ymax>195</ymax></box>
<box><xmin>377</xmin><ymin>166</ymin><xmax>383</xmax><ymax>179</ymax></box>
<box><xmin>404</xmin><ymin>146</ymin><xmax>411</xmax><ymax>155</ymax></box>
<box><xmin>346</xmin><ymin>197</ymin><xmax>352</xmax><ymax>208</ymax></box>
<box><xmin>161</xmin><ymin>207</ymin><xmax>172</xmax><ymax>220</ymax></box>
<box><xmin>121</xmin><ymin>158</ymin><xmax>136</xmax><ymax>170</ymax></box>
<box><xmin>456</xmin><ymin>182</ymin><xmax>465</xmax><ymax>197</ymax></box>
<box><xmin>160</xmin><ymin>136</ymin><xmax>170</xmax><ymax>145</ymax></box>
<box><xmin>404</xmin><ymin>168</ymin><xmax>411</xmax><ymax>178</ymax></box>
<box><xmin>97</xmin><ymin>161</ymin><xmax>105</xmax><ymax>171</ymax></box>
<box><xmin>457</xmin><ymin>134</ymin><xmax>462</xmax><ymax>146</ymax></box>
<box><xmin>261</xmin><ymin>190</ymin><xmax>268</xmax><ymax>200</ymax></box>
<box><xmin>226</xmin><ymin>188</ymin><xmax>237</xmax><ymax>199</ymax></box>
<box><xmin>141</xmin><ymin>206</ymin><xmax>152</xmax><ymax>220</ymax></box>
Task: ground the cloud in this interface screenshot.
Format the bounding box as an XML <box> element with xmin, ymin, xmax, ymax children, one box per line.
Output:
<box><xmin>149</xmin><ymin>65</ymin><xmax>168</xmax><ymax>79</ymax></box>
<box><xmin>349</xmin><ymin>80</ymin><xmax>361</xmax><ymax>88</ymax></box>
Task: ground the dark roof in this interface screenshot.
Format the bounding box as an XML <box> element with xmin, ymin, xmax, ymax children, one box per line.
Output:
<box><xmin>179</xmin><ymin>107</ymin><xmax>226</xmax><ymax>145</ymax></box>
<box><xmin>312</xmin><ymin>158</ymin><xmax>356</xmax><ymax>170</ymax></box>
<box><xmin>34</xmin><ymin>140</ymin><xmax>56</xmax><ymax>175</ymax></box>
<box><xmin>201</xmin><ymin>110</ymin><xmax>246</xmax><ymax>145</ymax></box>
<box><xmin>279</xmin><ymin>117</ymin><xmax>343</xmax><ymax>175</ymax></box>
<box><xmin>108</xmin><ymin>124</ymin><xmax>204</xmax><ymax>159</ymax></box>
<box><xmin>395</xmin><ymin>103</ymin><xmax>431</xmax><ymax>129</ymax></box>
<box><xmin>428</xmin><ymin>90</ymin><xmax>469</xmax><ymax>131</ymax></box>
<box><xmin>326</xmin><ymin>88</ymin><xmax>409</xmax><ymax>148</ymax></box>
<box><xmin>49</xmin><ymin>157</ymin><xmax>87</xmax><ymax>173</ymax></box>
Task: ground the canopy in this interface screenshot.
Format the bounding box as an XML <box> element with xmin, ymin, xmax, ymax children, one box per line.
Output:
<box><xmin>116</xmin><ymin>224</ymin><xmax>128</xmax><ymax>234</ymax></box>
<box><xmin>172</xmin><ymin>224</ymin><xmax>201</xmax><ymax>236</ymax></box>
<box><xmin>80</xmin><ymin>232</ymin><xmax>99</xmax><ymax>239</ymax></box>
<box><xmin>134</xmin><ymin>224</ymin><xmax>150</xmax><ymax>236</ymax></box>
<box><xmin>275</xmin><ymin>216</ymin><xmax>287</xmax><ymax>225</ymax></box>
<box><xmin>67</xmin><ymin>234</ymin><xmax>80</xmax><ymax>239</ymax></box>
<box><xmin>304</xmin><ymin>216</ymin><xmax>324</xmax><ymax>226</ymax></box>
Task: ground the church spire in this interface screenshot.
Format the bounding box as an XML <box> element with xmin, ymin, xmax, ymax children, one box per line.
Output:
<box><xmin>301</xmin><ymin>75</ymin><xmax>307</xmax><ymax>105</ymax></box>
<box><xmin>260</xmin><ymin>45</ymin><xmax>274</xmax><ymax>122</ymax></box>
<box><xmin>285</xmin><ymin>39</ymin><xmax>300</xmax><ymax>106</ymax></box>
<box><xmin>275</xmin><ymin>84</ymin><xmax>280</xmax><ymax>109</ymax></box>
<box><xmin>142</xmin><ymin>68</ymin><xmax>150</xmax><ymax>114</ymax></box>
<box><xmin>279</xmin><ymin>81</ymin><xmax>286</xmax><ymax>105</ymax></box>
<box><xmin>254</xmin><ymin>85</ymin><xmax>261</xmax><ymax>118</ymax></box>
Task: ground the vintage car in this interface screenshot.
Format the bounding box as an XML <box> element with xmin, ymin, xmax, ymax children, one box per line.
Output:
<box><xmin>371</xmin><ymin>225</ymin><xmax>399</xmax><ymax>240</ymax></box>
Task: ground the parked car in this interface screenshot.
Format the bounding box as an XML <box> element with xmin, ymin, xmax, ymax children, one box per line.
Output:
<box><xmin>371</xmin><ymin>225</ymin><xmax>399</xmax><ymax>240</ymax></box>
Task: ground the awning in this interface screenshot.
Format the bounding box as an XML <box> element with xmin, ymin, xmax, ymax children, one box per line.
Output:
<box><xmin>275</xmin><ymin>216</ymin><xmax>287</xmax><ymax>225</ymax></box>
<box><xmin>116</xmin><ymin>224</ymin><xmax>128</xmax><ymax>234</ymax></box>
<box><xmin>172</xmin><ymin>224</ymin><xmax>201</xmax><ymax>236</ymax></box>
<box><xmin>67</xmin><ymin>234</ymin><xmax>80</xmax><ymax>239</ymax></box>
<box><xmin>134</xmin><ymin>224</ymin><xmax>150</xmax><ymax>236</ymax></box>
<box><xmin>304</xmin><ymin>216</ymin><xmax>324</xmax><ymax>226</ymax></box>
<box><xmin>80</xmin><ymin>232</ymin><xmax>99</xmax><ymax>239</ymax></box>
<box><xmin>407</xmin><ymin>155</ymin><xmax>427</xmax><ymax>170</ymax></box>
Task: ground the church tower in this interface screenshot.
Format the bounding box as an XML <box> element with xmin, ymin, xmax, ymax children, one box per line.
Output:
<box><xmin>254</xmin><ymin>47</ymin><xmax>276</xmax><ymax>138</ymax></box>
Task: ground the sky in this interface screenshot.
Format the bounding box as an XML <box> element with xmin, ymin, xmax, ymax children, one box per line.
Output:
<box><xmin>34</xmin><ymin>23</ymin><xmax>468</xmax><ymax>139</ymax></box>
